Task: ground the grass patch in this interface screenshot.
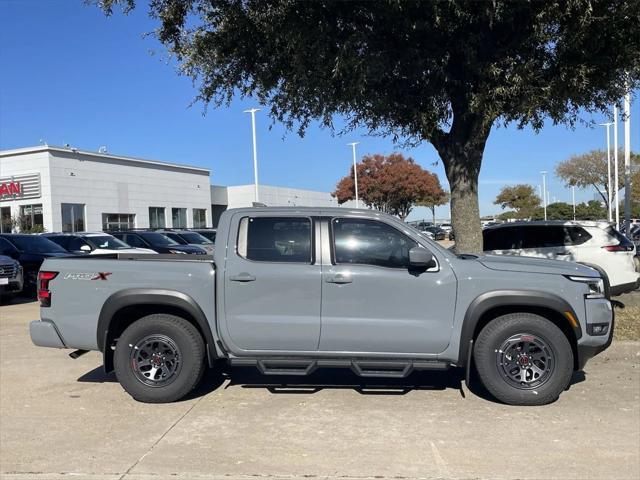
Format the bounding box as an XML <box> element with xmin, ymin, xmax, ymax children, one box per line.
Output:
<box><xmin>614</xmin><ymin>305</ymin><xmax>640</xmax><ymax>341</ymax></box>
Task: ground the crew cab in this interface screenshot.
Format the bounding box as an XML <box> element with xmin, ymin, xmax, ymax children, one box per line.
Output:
<box><xmin>30</xmin><ymin>207</ymin><xmax>614</xmax><ymax>406</ymax></box>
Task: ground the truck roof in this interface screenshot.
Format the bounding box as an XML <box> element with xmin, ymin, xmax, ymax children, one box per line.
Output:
<box><xmin>225</xmin><ymin>206</ymin><xmax>388</xmax><ymax>217</ymax></box>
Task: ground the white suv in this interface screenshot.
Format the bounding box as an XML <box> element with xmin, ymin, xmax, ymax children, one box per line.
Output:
<box><xmin>483</xmin><ymin>221</ymin><xmax>639</xmax><ymax>296</ymax></box>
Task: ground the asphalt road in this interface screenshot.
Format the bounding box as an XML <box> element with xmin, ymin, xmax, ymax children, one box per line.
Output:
<box><xmin>1</xmin><ymin>299</ymin><xmax>639</xmax><ymax>480</ymax></box>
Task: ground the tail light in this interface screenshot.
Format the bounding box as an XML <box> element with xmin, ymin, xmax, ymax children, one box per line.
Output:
<box><xmin>602</xmin><ymin>244</ymin><xmax>634</xmax><ymax>252</ymax></box>
<box><xmin>37</xmin><ymin>271</ymin><xmax>58</xmax><ymax>307</ymax></box>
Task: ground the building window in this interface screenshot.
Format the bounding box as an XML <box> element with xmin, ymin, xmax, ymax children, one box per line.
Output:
<box><xmin>102</xmin><ymin>213</ymin><xmax>135</xmax><ymax>231</ymax></box>
<box><xmin>172</xmin><ymin>208</ymin><xmax>187</xmax><ymax>228</ymax></box>
<box><xmin>61</xmin><ymin>203</ymin><xmax>85</xmax><ymax>233</ymax></box>
<box><xmin>192</xmin><ymin>209</ymin><xmax>207</xmax><ymax>228</ymax></box>
<box><xmin>0</xmin><ymin>207</ymin><xmax>11</xmax><ymax>233</ymax></box>
<box><xmin>19</xmin><ymin>204</ymin><xmax>44</xmax><ymax>232</ymax></box>
<box><xmin>149</xmin><ymin>207</ymin><xmax>166</xmax><ymax>229</ymax></box>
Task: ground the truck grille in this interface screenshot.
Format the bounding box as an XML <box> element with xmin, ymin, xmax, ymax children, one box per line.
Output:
<box><xmin>0</xmin><ymin>264</ymin><xmax>18</xmax><ymax>279</ymax></box>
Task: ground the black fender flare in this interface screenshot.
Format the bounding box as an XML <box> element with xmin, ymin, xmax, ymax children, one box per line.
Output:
<box><xmin>97</xmin><ymin>289</ymin><xmax>217</xmax><ymax>371</ymax></box>
<box><xmin>458</xmin><ymin>290</ymin><xmax>583</xmax><ymax>367</ymax></box>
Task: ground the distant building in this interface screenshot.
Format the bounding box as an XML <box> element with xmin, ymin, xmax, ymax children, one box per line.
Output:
<box><xmin>210</xmin><ymin>184</ymin><xmax>358</xmax><ymax>226</ymax></box>
<box><xmin>0</xmin><ymin>145</ymin><xmax>212</xmax><ymax>232</ymax></box>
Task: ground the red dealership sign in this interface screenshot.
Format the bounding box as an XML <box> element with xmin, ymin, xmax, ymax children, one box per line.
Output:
<box><xmin>0</xmin><ymin>181</ymin><xmax>21</xmax><ymax>197</ymax></box>
<box><xmin>0</xmin><ymin>173</ymin><xmax>41</xmax><ymax>201</ymax></box>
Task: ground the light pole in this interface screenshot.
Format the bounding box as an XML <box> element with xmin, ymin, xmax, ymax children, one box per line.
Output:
<box><xmin>541</xmin><ymin>171</ymin><xmax>547</xmax><ymax>220</ymax></box>
<box><xmin>243</xmin><ymin>108</ymin><xmax>260</xmax><ymax>203</ymax></box>
<box><xmin>572</xmin><ymin>186</ymin><xmax>576</xmax><ymax>220</ymax></box>
<box><xmin>624</xmin><ymin>91</ymin><xmax>632</xmax><ymax>236</ymax></box>
<box><xmin>614</xmin><ymin>106</ymin><xmax>620</xmax><ymax>230</ymax></box>
<box><xmin>347</xmin><ymin>142</ymin><xmax>360</xmax><ymax>208</ymax></box>
<box><xmin>599</xmin><ymin>122</ymin><xmax>614</xmax><ymax>221</ymax></box>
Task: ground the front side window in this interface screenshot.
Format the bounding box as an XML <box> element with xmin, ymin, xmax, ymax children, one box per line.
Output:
<box><xmin>120</xmin><ymin>234</ymin><xmax>147</xmax><ymax>248</ymax></box>
<box><xmin>193</xmin><ymin>209</ymin><xmax>207</xmax><ymax>228</ymax></box>
<box><xmin>172</xmin><ymin>208</ymin><xmax>187</xmax><ymax>228</ymax></box>
<box><xmin>237</xmin><ymin>216</ymin><xmax>312</xmax><ymax>263</ymax></box>
<box><xmin>61</xmin><ymin>203</ymin><xmax>85</xmax><ymax>233</ymax></box>
<box><xmin>149</xmin><ymin>207</ymin><xmax>166</xmax><ymax>229</ymax></box>
<box><xmin>19</xmin><ymin>204</ymin><xmax>43</xmax><ymax>232</ymax></box>
<box><xmin>332</xmin><ymin>218</ymin><xmax>417</xmax><ymax>268</ymax></box>
<box><xmin>102</xmin><ymin>213</ymin><xmax>135</xmax><ymax>231</ymax></box>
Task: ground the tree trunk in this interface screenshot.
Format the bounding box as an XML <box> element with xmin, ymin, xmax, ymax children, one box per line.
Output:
<box><xmin>432</xmin><ymin>114</ymin><xmax>491</xmax><ymax>254</ymax></box>
<box><xmin>430</xmin><ymin>206</ymin><xmax>436</xmax><ymax>225</ymax></box>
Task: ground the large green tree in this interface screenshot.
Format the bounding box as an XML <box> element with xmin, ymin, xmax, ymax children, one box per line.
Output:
<box><xmin>97</xmin><ymin>0</ymin><xmax>640</xmax><ymax>252</ymax></box>
<box><xmin>494</xmin><ymin>184</ymin><xmax>540</xmax><ymax>219</ymax></box>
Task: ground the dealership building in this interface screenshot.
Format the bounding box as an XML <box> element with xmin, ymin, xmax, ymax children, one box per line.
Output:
<box><xmin>0</xmin><ymin>145</ymin><xmax>212</xmax><ymax>233</ymax></box>
<box><xmin>0</xmin><ymin>145</ymin><xmax>356</xmax><ymax>233</ymax></box>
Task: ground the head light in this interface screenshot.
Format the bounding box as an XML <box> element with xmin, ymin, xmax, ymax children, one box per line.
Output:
<box><xmin>567</xmin><ymin>276</ymin><xmax>605</xmax><ymax>299</ymax></box>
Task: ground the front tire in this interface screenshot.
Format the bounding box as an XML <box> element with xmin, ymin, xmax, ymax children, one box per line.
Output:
<box><xmin>474</xmin><ymin>313</ymin><xmax>573</xmax><ymax>406</ymax></box>
<box><xmin>114</xmin><ymin>314</ymin><xmax>205</xmax><ymax>403</ymax></box>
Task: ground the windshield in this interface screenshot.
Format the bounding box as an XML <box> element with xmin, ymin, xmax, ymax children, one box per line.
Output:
<box><xmin>139</xmin><ymin>232</ymin><xmax>180</xmax><ymax>246</ymax></box>
<box><xmin>402</xmin><ymin>223</ymin><xmax>452</xmax><ymax>257</ymax></box>
<box><xmin>85</xmin><ymin>235</ymin><xmax>132</xmax><ymax>250</ymax></box>
<box><xmin>7</xmin><ymin>235</ymin><xmax>68</xmax><ymax>253</ymax></box>
<box><xmin>179</xmin><ymin>232</ymin><xmax>213</xmax><ymax>244</ymax></box>
<box><xmin>196</xmin><ymin>230</ymin><xmax>217</xmax><ymax>242</ymax></box>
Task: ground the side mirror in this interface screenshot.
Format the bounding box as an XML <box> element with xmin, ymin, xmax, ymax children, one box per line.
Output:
<box><xmin>409</xmin><ymin>247</ymin><xmax>436</xmax><ymax>269</ymax></box>
<box><xmin>80</xmin><ymin>245</ymin><xmax>92</xmax><ymax>252</ymax></box>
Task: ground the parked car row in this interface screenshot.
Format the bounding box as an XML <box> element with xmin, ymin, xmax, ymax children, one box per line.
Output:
<box><xmin>0</xmin><ymin>228</ymin><xmax>217</xmax><ymax>299</ymax></box>
<box><xmin>444</xmin><ymin>220</ymin><xmax>638</xmax><ymax>296</ymax></box>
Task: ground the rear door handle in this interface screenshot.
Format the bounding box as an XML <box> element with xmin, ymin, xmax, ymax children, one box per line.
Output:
<box><xmin>556</xmin><ymin>251</ymin><xmax>570</xmax><ymax>256</ymax></box>
<box><xmin>229</xmin><ymin>272</ymin><xmax>256</xmax><ymax>282</ymax></box>
<box><xmin>325</xmin><ymin>273</ymin><xmax>353</xmax><ymax>284</ymax></box>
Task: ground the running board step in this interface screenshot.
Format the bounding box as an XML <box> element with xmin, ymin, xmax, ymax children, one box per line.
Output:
<box><xmin>229</xmin><ymin>358</ymin><xmax>450</xmax><ymax>378</ymax></box>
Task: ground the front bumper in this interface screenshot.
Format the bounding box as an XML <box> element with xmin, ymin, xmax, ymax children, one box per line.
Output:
<box><xmin>30</xmin><ymin>320</ymin><xmax>66</xmax><ymax>348</ymax></box>
<box><xmin>576</xmin><ymin>299</ymin><xmax>615</xmax><ymax>370</ymax></box>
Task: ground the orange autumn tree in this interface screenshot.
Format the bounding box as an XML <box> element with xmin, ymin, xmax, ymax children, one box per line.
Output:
<box><xmin>333</xmin><ymin>153</ymin><xmax>445</xmax><ymax>221</ymax></box>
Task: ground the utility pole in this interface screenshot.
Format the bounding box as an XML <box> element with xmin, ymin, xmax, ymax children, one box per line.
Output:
<box><xmin>599</xmin><ymin>122</ymin><xmax>614</xmax><ymax>222</ymax></box>
<box><xmin>614</xmin><ymin>106</ymin><xmax>620</xmax><ymax>230</ymax></box>
<box><xmin>541</xmin><ymin>171</ymin><xmax>547</xmax><ymax>220</ymax></box>
<box><xmin>243</xmin><ymin>108</ymin><xmax>261</xmax><ymax>203</ymax></box>
<box><xmin>347</xmin><ymin>142</ymin><xmax>360</xmax><ymax>208</ymax></box>
<box><xmin>624</xmin><ymin>92</ymin><xmax>632</xmax><ymax>236</ymax></box>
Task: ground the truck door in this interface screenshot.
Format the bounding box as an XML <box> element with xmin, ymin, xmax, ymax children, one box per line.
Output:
<box><xmin>222</xmin><ymin>214</ymin><xmax>321</xmax><ymax>352</ymax></box>
<box><xmin>319</xmin><ymin>217</ymin><xmax>456</xmax><ymax>355</ymax></box>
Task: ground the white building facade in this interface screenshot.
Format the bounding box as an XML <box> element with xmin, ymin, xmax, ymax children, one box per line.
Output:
<box><xmin>0</xmin><ymin>146</ymin><xmax>212</xmax><ymax>233</ymax></box>
<box><xmin>210</xmin><ymin>184</ymin><xmax>358</xmax><ymax>226</ymax></box>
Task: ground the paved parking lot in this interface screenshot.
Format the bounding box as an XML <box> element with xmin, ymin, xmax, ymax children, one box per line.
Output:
<box><xmin>1</xmin><ymin>299</ymin><xmax>639</xmax><ymax>480</ymax></box>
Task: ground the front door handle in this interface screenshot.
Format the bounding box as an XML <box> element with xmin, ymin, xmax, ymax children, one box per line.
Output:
<box><xmin>556</xmin><ymin>251</ymin><xmax>570</xmax><ymax>256</ymax></box>
<box><xmin>229</xmin><ymin>272</ymin><xmax>256</xmax><ymax>282</ymax></box>
<box><xmin>325</xmin><ymin>273</ymin><xmax>353</xmax><ymax>284</ymax></box>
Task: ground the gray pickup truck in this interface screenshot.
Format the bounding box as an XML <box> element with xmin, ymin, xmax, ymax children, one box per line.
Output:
<box><xmin>30</xmin><ymin>207</ymin><xmax>614</xmax><ymax>405</ymax></box>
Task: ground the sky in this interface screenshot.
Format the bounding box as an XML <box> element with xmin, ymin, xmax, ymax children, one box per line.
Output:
<box><xmin>1</xmin><ymin>0</ymin><xmax>638</xmax><ymax>220</ymax></box>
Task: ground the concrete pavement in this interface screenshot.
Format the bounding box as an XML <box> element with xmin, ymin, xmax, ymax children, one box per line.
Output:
<box><xmin>1</xmin><ymin>299</ymin><xmax>639</xmax><ymax>480</ymax></box>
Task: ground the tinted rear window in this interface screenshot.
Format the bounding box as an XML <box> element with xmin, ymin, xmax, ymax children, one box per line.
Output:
<box><xmin>238</xmin><ymin>217</ymin><xmax>312</xmax><ymax>263</ymax></box>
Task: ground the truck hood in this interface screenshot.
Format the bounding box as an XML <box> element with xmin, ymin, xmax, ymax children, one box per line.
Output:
<box><xmin>477</xmin><ymin>254</ymin><xmax>599</xmax><ymax>277</ymax></box>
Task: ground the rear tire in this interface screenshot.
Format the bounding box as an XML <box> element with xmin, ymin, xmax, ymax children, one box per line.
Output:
<box><xmin>473</xmin><ymin>313</ymin><xmax>573</xmax><ymax>406</ymax></box>
<box><xmin>114</xmin><ymin>314</ymin><xmax>205</xmax><ymax>403</ymax></box>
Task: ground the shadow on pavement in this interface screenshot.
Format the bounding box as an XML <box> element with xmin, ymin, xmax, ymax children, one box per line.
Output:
<box><xmin>0</xmin><ymin>294</ymin><xmax>37</xmax><ymax>306</ymax></box>
<box><xmin>227</xmin><ymin>365</ymin><xmax>466</xmax><ymax>397</ymax></box>
<box><xmin>76</xmin><ymin>362</ymin><xmax>589</xmax><ymax>403</ymax></box>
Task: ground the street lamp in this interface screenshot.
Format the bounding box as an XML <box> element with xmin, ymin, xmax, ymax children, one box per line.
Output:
<box><xmin>347</xmin><ymin>142</ymin><xmax>360</xmax><ymax>208</ymax></box>
<box><xmin>540</xmin><ymin>171</ymin><xmax>547</xmax><ymax>220</ymax></box>
<box><xmin>599</xmin><ymin>122</ymin><xmax>614</xmax><ymax>222</ymax></box>
<box><xmin>614</xmin><ymin>106</ymin><xmax>620</xmax><ymax>230</ymax></box>
<box><xmin>624</xmin><ymin>91</ymin><xmax>632</xmax><ymax>237</ymax></box>
<box><xmin>243</xmin><ymin>108</ymin><xmax>260</xmax><ymax>203</ymax></box>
